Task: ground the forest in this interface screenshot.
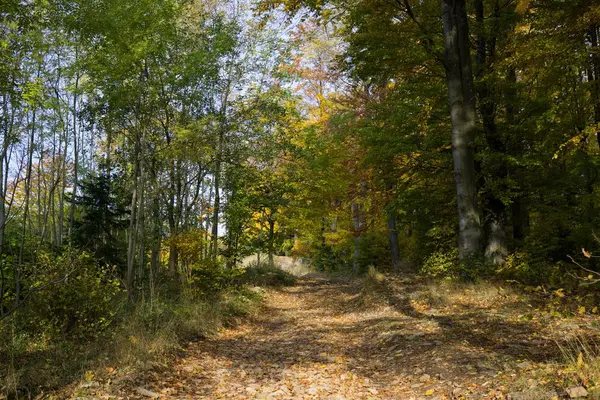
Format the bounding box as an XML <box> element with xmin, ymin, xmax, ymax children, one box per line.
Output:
<box><xmin>2</xmin><ymin>0</ymin><xmax>600</xmax><ymax>398</ymax></box>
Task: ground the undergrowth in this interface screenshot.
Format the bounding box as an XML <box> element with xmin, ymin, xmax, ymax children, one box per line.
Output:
<box><xmin>557</xmin><ymin>336</ymin><xmax>600</xmax><ymax>394</ymax></box>
<box><xmin>0</xmin><ymin>261</ymin><xmax>283</xmax><ymax>398</ymax></box>
<box><xmin>240</xmin><ymin>261</ymin><xmax>297</xmax><ymax>287</ymax></box>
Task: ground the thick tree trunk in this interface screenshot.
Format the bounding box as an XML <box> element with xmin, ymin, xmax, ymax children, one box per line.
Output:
<box><xmin>474</xmin><ymin>0</ymin><xmax>507</xmax><ymax>265</ymax></box>
<box><xmin>441</xmin><ymin>0</ymin><xmax>483</xmax><ymax>262</ymax></box>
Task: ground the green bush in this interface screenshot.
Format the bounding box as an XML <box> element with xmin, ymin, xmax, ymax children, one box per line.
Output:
<box><xmin>420</xmin><ymin>249</ymin><xmax>459</xmax><ymax>278</ymax></box>
<box><xmin>220</xmin><ymin>286</ymin><xmax>263</xmax><ymax>319</ymax></box>
<box><xmin>21</xmin><ymin>249</ymin><xmax>123</xmax><ymax>339</ymax></box>
<box><xmin>355</xmin><ymin>232</ymin><xmax>391</xmax><ymax>273</ymax></box>
<box><xmin>189</xmin><ymin>260</ymin><xmax>245</xmax><ymax>297</ymax></box>
<box><xmin>241</xmin><ymin>261</ymin><xmax>297</xmax><ymax>286</ymax></box>
<box><xmin>312</xmin><ymin>242</ymin><xmax>349</xmax><ymax>272</ymax></box>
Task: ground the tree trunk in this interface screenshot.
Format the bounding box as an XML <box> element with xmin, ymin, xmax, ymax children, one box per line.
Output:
<box><xmin>441</xmin><ymin>0</ymin><xmax>483</xmax><ymax>262</ymax></box>
<box><xmin>0</xmin><ymin>92</ymin><xmax>14</xmax><ymax>256</ymax></box>
<box><xmin>268</xmin><ymin>218</ymin><xmax>275</xmax><ymax>267</ymax></box>
<box><xmin>126</xmin><ymin>138</ymin><xmax>140</xmax><ymax>304</ymax></box>
<box><xmin>505</xmin><ymin>67</ymin><xmax>529</xmax><ymax>246</ymax></box>
<box><xmin>352</xmin><ymin>202</ymin><xmax>360</xmax><ymax>273</ymax></box>
<box><xmin>474</xmin><ymin>0</ymin><xmax>507</xmax><ymax>265</ymax></box>
<box><xmin>205</xmin><ymin>182</ymin><xmax>213</xmax><ymax>260</ymax></box>
<box><xmin>211</xmin><ymin>154</ymin><xmax>221</xmax><ymax>260</ymax></box>
<box><xmin>18</xmin><ymin>107</ymin><xmax>36</xmax><ymax>268</ymax></box>
<box><xmin>352</xmin><ymin>180</ymin><xmax>367</xmax><ymax>273</ymax></box>
<box><xmin>150</xmin><ymin>161</ymin><xmax>161</xmax><ymax>295</ymax></box>
<box><xmin>387</xmin><ymin>212</ymin><xmax>401</xmax><ymax>270</ymax></box>
<box><xmin>69</xmin><ymin>71</ymin><xmax>80</xmax><ymax>240</ymax></box>
<box><xmin>137</xmin><ymin>157</ymin><xmax>146</xmax><ymax>291</ymax></box>
<box><xmin>589</xmin><ymin>25</ymin><xmax>600</xmax><ymax>146</ymax></box>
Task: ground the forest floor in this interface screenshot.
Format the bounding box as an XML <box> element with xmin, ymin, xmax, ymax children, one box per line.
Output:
<box><xmin>70</xmin><ymin>270</ymin><xmax>600</xmax><ymax>400</ymax></box>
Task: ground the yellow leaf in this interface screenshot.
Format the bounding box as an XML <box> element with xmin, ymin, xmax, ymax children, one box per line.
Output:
<box><xmin>83</xmin><ymin>370</ymin><xmax>95</xmax><ymax>382</ymax></box>
<box><xmin>425</xmin><ymin>389</ymin><xmax>435</xmax><ymax>396</ymax></box>
<box><xmin>593</xmin><ymin>306</ymin><xmax>598</xmax><ymax>314</ymax></box>
<box><xmin>578</xmin><ymin>306</ymin><xmax>586</xmax><ymax>315</ymax></box>
<box><xmin>516</xmin><ymin>0</ymin><xmax>531</xmax><ymax>14</ymax></box>
<box><xmin>582</xmin><ymin>248</ymin><xmax>592</xmax><ymax>258</ymax></box>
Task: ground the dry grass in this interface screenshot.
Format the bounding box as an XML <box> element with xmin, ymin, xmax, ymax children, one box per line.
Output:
<box><xmin>0</xmin><ymin>287</ymin><xmax>262</xmax><ymax>398</ymax></box>
<box><xmin>557</xmin><ymin>336</ymin><xmax>600</xmax><ymax>388</ymax></box>
<box><xmin>357</xmin><ymin>266</ymin><xmax>391</xmax><ymax>307</ymax></box>
<box><xmin>417</xmin><ymin>279</ymin><xmax>521</xmax><ymax>309</ymax></box>
<box><xmin>358</xmin><ymin>269</ymin><xmax>524</xmax><ymax>313</ymax></box>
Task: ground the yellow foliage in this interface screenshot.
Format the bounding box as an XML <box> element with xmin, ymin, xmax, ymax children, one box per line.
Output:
<box><xmin>516</xmin><ymin>0</ymin><xmax>531</xmax><ymax>14</ymax></box>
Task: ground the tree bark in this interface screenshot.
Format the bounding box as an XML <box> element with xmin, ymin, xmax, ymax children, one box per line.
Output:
<box><xmin>268</xmin><ymin>218</ymin><xmax>275</xmax><ymax>267</ymax></box>
<box><xmin>68</xmin><ymin>70</ymin><xmax>80</xmax><ymax>240</ymax></box>
<box><xmin>505</xmin><ymin>66</ymin><xmax>529</xmax><ymax>246</ymax></box>
<box><xmin>589</xmin><ymin>25</ymin><xmax>600</xmax><ymax>146</ymax></box>
<box><xmin>441</xmin><ymin>0</ymin><xmax>483</xmax><ymax>262</ymax></box>
<box><xmin>352</xmin><ymin>180</ymin><xmax>367</xmax><ymax>273</ymax></box>
<box><xmin>387</xmin><ymin>211</ymin><xmax>401</xmax><ymax>270</ymax></box>
<box><xmin>18</xmin><ymin>106</ymin><xmax>36</xmax><ymax>268</ymax></box>
<box><xmin>474</xmin><ymin>0</ymin><xmax>508</xmax><ymax>265</ymax></box>
<box><xmin>126</xmin><ymin>136</ymin><xmax>140</xmax><ymax>303</ymax></box>
<box><xmin>211</xmin><ymin>149</ymin><xmax>221</xmax><ymax>260</ymax></box>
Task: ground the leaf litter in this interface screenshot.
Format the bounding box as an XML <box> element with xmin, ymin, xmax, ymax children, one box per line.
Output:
<box><xmin>68</xmin><ymin>275</ymin><xmax>600</xmax><ymax>399</ymax></box>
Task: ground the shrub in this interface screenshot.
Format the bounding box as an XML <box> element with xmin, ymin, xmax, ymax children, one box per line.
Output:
<box><xmin>312</xmin><ymin>242</ymin><xmax>349</xmax><ymax>272</ymax></box>
<box><xmin>188</xmin><ymin>260</ymin><xmax>245</xmax><ymax>297</ymax></box>
<box><xmin>21</xmin><ymin>249</ymin><xmax>123</xmax><ymax>339</ymax></box>
<box><xmin>241</xmin><ymin>261</ymin><xmax>297</xmax><ymax>286</ymax></box>
<box><xmin>420</xmin><ymin>249</ymin><xmax>459</xmax><ymax>278</ymax></box>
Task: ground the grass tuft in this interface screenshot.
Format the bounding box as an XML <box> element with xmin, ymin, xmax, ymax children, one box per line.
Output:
<box><xmin>557</xmin><ymin>335</ymin><xmax>600</xmax><ymax>388</ymax></box>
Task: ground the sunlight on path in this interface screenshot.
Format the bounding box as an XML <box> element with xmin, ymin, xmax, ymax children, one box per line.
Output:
<box><xmin>139</xmin><ymin>277</ymin><xmax>499</xmax><ymax>399</ymax></box>
<box><xmin>115</xmin><ymin>275</ymin><xmax>595</xmax><ymax>400</ymax></box>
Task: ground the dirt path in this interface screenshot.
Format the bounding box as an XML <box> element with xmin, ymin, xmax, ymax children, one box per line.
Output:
<box><xmin>114</xmin><ymin>275</ymin><xmax>597</xmax><ymax>400</ymax></box>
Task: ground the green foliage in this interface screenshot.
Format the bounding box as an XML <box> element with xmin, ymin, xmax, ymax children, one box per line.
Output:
<box><xmin>420</xmin><ymin>249</ymin><xmax>460</xmax><ymax>279</ymax></box>
<box><xmin>71</xmin><ymin>173</ymin><xmax>129</xmax><ymax>269</ymax></box>
<box><xmin>241</xmin><ymin>261</ymin><xmax>297</xmax><ymax>287</ymax></box>
<box><xmin>188</xmin><ymin>261</ymin><xmax>245</xmax><ymax>297</ymax></box>
<box><xmin>420</xmin><ymin>249</ymin><xmax>495</xmax><ymax>281</ymax></box>
<box><xmin>219</xmin><ymin>286</ymin><xmax>263</xmax><ymax>319</ymax></box>
<box><xmin>21</xmin><ymin>249</ymin><xmax>124</xmax><ymax>339</ymax></box>
<box><xmin>355</xmin><ymin>232</ymin><xmax>392</xmax><ymax>273</ymax></box>
<box><xmin>0</xmin><ymin>254</ymin><xmax>268</xmax><ymax>395</ymax></box>
<box><xmin>312</xmin><ymin>242</ymin><xmax>349</xmax><ymax>272</ymax></box>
